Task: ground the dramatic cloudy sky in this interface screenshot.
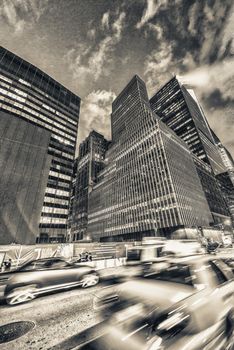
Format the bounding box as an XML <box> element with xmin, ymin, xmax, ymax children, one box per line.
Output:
<box><xmin>0</xmin><ymin>0</ymin><xmax>233</xmax><ymax>156</ymax></box>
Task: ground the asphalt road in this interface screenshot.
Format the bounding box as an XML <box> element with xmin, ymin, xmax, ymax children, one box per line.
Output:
<box><xmin>0</xmin><ymin>284</ymin><xmax>104</xmax><ymax>350</ymax></box>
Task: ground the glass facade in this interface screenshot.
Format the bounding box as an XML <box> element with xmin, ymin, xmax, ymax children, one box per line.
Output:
<box><xmin>150</xmin><ymin>77</ymin><xmax>225</xmax><ymax>174</ymax></box>
<box><xmin>0</xmin><ymin>46</ymin><xmax>80</xmax><ymax>243</ymax></box>
<box><xmin>216</xmin><ymin>172</ymin><xmax>234</xmax><ymax>227</ymax></box>
<box><xmin>69</xmin><ymin>131</ymin><xmax>108</xmax><ymax>241</ymax></box>
<box><xmin>88</xmin><ymin>76</ymin><xmax>212</xmax><ymax>241</ymax></box>
<box><xmin>150</xmin><ymin>76</ymin><xmax>230</xmax><ymax>224</ymax></box>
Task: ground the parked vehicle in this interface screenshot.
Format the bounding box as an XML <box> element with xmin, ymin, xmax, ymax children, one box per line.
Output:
<box><xmin>88</xmin><ymin>255</ymin><xmax>234</xmax><ymax>350</ymax></box>
<box><xmin>0</xmin><ymin>257</ymin><xmax>99</xmax><ymax>305</ymax></box>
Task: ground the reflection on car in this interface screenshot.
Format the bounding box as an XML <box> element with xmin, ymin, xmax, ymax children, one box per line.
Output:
<box><xmin>0</xmin><ymin>257</ymin><xmax>99</xmax><ymax>305</ymax></box>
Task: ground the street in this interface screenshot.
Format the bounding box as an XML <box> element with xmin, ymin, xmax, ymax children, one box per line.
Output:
<box><xmin>0</xmin><ymin>285</ymin><xmax>103</xmax><ymax>350</ymax></box>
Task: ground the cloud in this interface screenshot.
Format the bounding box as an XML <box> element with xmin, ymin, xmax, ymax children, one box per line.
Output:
<box><xmin>101</xmin><ymin>11</ymin><xmax>110</xmax><ymax>30</ymax></box>
<box><xmin>64</xmin><ymin>11</ymin><xmax>126</xmax><ymax>92</ymax></box>
<box><xmin>87</xmin><ymin>28</ymin><xmax>96</xmax><ymax>40</ymax></box>
<box><xmin>0</xmin><ymin>0</ymin><xmax>48</xmax><ymax>35</ymax></box>
<box><xmin>178</xmin><ymin>59</ymin><xmax>234</xmax><ymax>99</ymax></box>
<box><xmin>144</xmin><ymin>41</ymin><xmax>175</xmax><ymax>94</ymax></box>
<box><xmin>136</xmin><ymin>0</ymin><xmax>168</xmax><ymax>29</ymax></box>
<box><xmin>77</xmin><ymin>90</ymin><xmax>116</xmax><ymax>145</ymax></box>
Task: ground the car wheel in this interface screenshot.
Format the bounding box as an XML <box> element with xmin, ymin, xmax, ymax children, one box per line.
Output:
<box><xmin>81</xmin><ymin>274</ymin><xmax>99</xmax><ymax>288</ymax></box>
<box><xmin>6</xmin><ymin>285</ymin><xmax>38</xmax><ymax>306</ymax></box>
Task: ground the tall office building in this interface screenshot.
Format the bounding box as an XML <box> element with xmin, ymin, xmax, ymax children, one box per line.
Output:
<box><xmin>150</xmin><ymin>76</ymin><xmax>230</xmax><ymax>225</ymax></box>
<box><xmin>0</xmin><ymin>47</ymin><xmax>80</xmax><ymax>243</ymax></box>
<box><xmin>150</xmin><ymin>77</ymin><xmax>225</xmax><ymax>174</ymax></box>
<box><xmin>88</xmin><ymin>76</ymin><xmax>212</xmax><ymax>241</ymax></box>
<box><xmin>69</xmin><ymin>131</ymin><xmax>108</xmax><ymax>241</ymax></box>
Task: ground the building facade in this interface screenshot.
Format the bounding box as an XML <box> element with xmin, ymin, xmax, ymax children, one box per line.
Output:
<box><xmin>216</xmin><ymin>172</ymin><xmax>234</xmax><ymax>227</ymax></box>
<box><xmin>0</xmin><ymin>110</ymin><xmax>51</xmax><ymax>244</ymax></box>
<box><xmin>69</xmin><ymin>131</ymin><xmax>108</xmax><ymax>241</ymax></box>
<box><xmin>88</xmin><ymin>76</ymin><xmax>213</xmax><ymax>241</ymax></box>
<box><xmin>150</xmin><ymin>76</ymin><xmax>230</xmax><ymax>225</ymax></box>
<box><xmin>0</xmin><ymin>46</ymin><xmax>80</xmax><ymax>243</ymax></box>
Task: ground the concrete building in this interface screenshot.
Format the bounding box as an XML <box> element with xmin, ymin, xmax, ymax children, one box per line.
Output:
<box><xmin>88</xmin><ymin>76</ymin><xmax>213</xmax><ymax>241</ymax></box>
<box><xmin>0</xmin><ymin>46</ymin><xmax>80</xmax><ymax>243</ymax></box>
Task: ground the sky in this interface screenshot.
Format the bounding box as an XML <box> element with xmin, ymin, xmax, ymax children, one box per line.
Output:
<box><xmin>0</xmin><ymin>0</ymin><xmax>233</xmax><ymax>156</ymax></box>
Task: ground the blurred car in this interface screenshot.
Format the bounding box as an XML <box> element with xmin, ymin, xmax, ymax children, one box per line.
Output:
<box><xmin>161</xmin><ymin>239</ymin><xmax>205</xmax><ymax>257</ymax></box>
<box><xmin>83</xmin><ymin>255</ymin><xmax>234</xmax><ymax>350</ymax></box>
<box><xmin>0</xmin><ymin>257</ymin><xmax>99</xmax><ymax>305</ymax></box>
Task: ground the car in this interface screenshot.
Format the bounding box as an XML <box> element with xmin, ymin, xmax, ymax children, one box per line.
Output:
<box><xmin>0</xmin><ymin>257</ymin><xmax>99</xmax><ymax>305</ymax></box>
<box><xmin>81</xmin><ymin>255</ymin><xmax>234</xmax><ymax>350</ymax></box>
<box><xmin>161</xmin><ymin>239</ymin><xmax>205</xmax><ymax>257</ymax></box>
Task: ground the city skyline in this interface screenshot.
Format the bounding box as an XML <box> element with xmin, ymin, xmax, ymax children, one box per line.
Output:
<box><xmin>0</xmin><ymin>0</ymin><xmax>233</xmax><ymax>157</ymax></box>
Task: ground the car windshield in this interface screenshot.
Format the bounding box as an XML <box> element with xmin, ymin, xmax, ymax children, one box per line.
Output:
<box><xmin>19</xmin><ymin>259</ymin><xmax>69</xmax><ymax>271</ymax></box>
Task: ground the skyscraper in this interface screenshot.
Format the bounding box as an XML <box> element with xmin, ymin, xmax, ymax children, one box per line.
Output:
<box><xmin>150</xmin><ymin>76</ymin><xmax>230</xmax><ymax>226</ymax></box>
<box><xmin>150</xmin><ymin>77</ymin><xmax>226</xmax><ymax>174</ymax></box>
<box><xmin>69</xmin><ymin>131</ymin><xmax>108</xmax><ymax>241</ymax></box>
<box><xmin>0</xmin><ymin>47</ymin><xmax>80</xmax><ymax>243</ymax></box>
<box><xmin>88</xmin><ymin>76</ymin><xmax>213</xmax><ymax>241</ymax></box>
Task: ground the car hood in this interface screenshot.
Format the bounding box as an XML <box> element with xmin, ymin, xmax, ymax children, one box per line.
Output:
<box><xmin>94</xmin><ymin>279</ymin><xmax>196</xmax><ymax>314</ymax></box>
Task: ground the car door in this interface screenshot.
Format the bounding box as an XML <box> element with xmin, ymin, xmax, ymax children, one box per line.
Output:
<box><xmin>39</xmin><ymin>260</ymin><xmax>79</xmax><ymax>289</ymax></box>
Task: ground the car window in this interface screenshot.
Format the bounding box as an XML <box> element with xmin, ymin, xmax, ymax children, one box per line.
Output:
<box><xmin>210</xmin><ymin>262</ymin><xmax>227</xmax><ymax>285</ymax></box>
<box><xmin>211</xmin><ymin>260</ymin><xmax>233</xmax><ymax>282</ymax></box>
<box><xmin>127</xmin><ymin>249</ymin><xmax>142</xmax><ymax>261</ymax></box>
<box><xmin>153</xmin><ymin>264</ymin><xmax>194</xmax><ymax>286</ymax></box>
<box><xmin>20</xmin><ymin>261</ymin><xmax>50</xmax><ymax>271</ymax></box>
<box><xmin>222</xmin><ymin>258</ymin><xmax>234</xmax><ymax>271</ymax></box>
<box><xmin>49</xmin><ymin>260</ymin><xmax>69</xmax><ymax>269</ymax></box>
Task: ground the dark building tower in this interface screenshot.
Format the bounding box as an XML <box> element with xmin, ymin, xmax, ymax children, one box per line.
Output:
<box><xmin>0</xmin><ymin>110</ymin><xmax>51</xmax><ymax>244</ymax></box>
<box><xmin>88</xmin><ymin>76</ymin><xmax>213</xmax><ymax>241</ymax></box>
<box><xmin>0</xmin><ymin>47</ymin><xmax>80</xmax><ymax>243</ymax></box>
<box><xmin>150</xmin><ymin>76</ymin><xmax>230</xmax><ymax>226</ymax></box>
<box><xmin>69</xmin><ymin>131</ymin><xmax>108</xmax><ymax>241</ymax></box>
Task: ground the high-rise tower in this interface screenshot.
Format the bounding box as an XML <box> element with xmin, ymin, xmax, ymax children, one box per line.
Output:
<box><xmin>150</xmin><ymin>76</ymin><xmax>230</xmax><ymax>226</ymax></box>
<box><xmin>69</xmin><ymin>131</ymin><xmax>108</xmax><ymax>241</ymax></box>
<box><xmin>88</xmin><ymin>76</ymin><xmax>213</xmax><ymax>241</ymax></box>
<box><xmin>0</xmin><ymin>47</ymin><xmax>80</xmax><ymax>243</ymax></box>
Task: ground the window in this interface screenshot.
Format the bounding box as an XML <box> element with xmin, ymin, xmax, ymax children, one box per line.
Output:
<box><xmin>49</xmin><ymin>260</ymin><xmax>69</xmax><ymax>269</ymax></box>
<box><xmin>153</xmin><ymin>263</ymin><xmax>194</xmax><ymax>286</ymax></box>
<box><xmin>20</xmin><ymin>260</ymin><xmax>51</xmax><ymax>271</ymax></box>
<box><xmin>211</xmin><ymin>260</ymin><xmax>233</xmax><ymax>282</ymax></box>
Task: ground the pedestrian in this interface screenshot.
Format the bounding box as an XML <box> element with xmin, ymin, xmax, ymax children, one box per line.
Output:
<box><xmin>85</xmin><ymin>251</ymin><xmax>89</xmax><ymax>262</ymax></box>
<box><xmin>4</xmin><ymin>259</ymin><xmax>12</xmax><ymax>271</ymax></box>
<box><xmin>88</xmin><ymin>252</ymin><xmax>92</xmax><ymax>261</ymax></box>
